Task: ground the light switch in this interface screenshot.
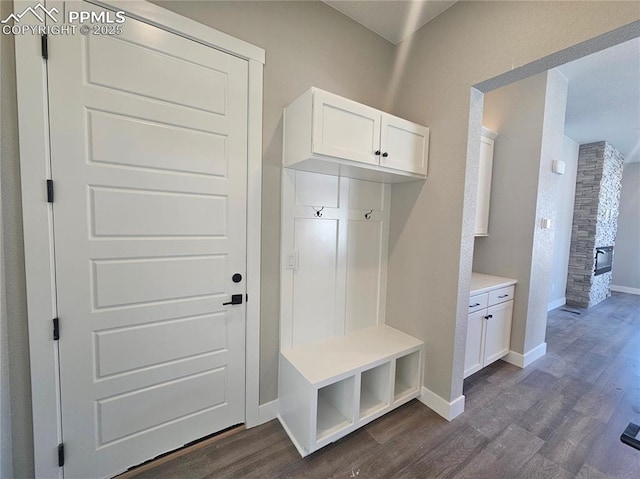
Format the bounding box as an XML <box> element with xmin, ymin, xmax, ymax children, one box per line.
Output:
<box><xmin>552</xmin><ymin>160</ymin><xmax>566</xmax><ymax>175</ymax></box>
<box><xmin>541</xmin><ymin>218</ymin><xmax>552</xmax><ymax>229</ymax></box>
<box><xmin>286</xmin><ymin>251</ymin><xmax>299</xmax><ymax>270</ymax></box>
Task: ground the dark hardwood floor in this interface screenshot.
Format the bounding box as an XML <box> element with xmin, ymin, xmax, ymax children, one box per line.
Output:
<box><xmin>125</xmin><ymin>292</ymin><xmax>640</xmax><ymax>479</ymax></box>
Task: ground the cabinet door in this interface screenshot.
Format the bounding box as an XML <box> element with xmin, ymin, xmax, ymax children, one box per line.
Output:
<box><xmin>379</xmin><ymin>114</ymin><xmax>428</xmax><ymax>175</ymax></box>
<box><xmin>312</xmin><ymin>90</ymin><xmax>381</xmax><ymax>166</ymax></box>
<box><xmin>483</xmin><ymin>300</ymin><xmax>513</xmax><ymax>366</ymax></box>
<box><xmin>464</xmin><ymin>310</ymin><xmax>486</xmax><ymax>378</ymax></box>
<box><xmin>474</xmin><ymin>136</ymin><xmax>494</xmax><ymax>236</ymax></box>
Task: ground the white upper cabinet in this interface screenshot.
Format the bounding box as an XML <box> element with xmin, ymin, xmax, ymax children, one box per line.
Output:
<box><xmin>474</xmin><ymin>127</ymin><xmax>498</xmax><ymax>236</ymax></box>
<box><xmin>312</xmin><ymin>90</ymin><xmax>381</xmax><ymax>166</ymax></box>
<box><xmin>380</xmin><ymin>113</ymin><xmax>429</xmax><ymax>175</ymax></box>
<box><xmin>284</xmin><ymin>87</ymin><xmax>429</xmax><ymax>183</ymax></box>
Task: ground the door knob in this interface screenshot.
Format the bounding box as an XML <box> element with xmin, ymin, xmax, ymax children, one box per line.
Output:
<box><xmin>223</xmin><ymin>294</ymin><xmax>243</xmax><ymax>306</ymax></box>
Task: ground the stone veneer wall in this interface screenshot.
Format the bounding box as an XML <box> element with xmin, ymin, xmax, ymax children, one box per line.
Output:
<box><xmin>566</xmin><ymin>141</ymin><xmax>624</xmax><ymax>308</ymax></box>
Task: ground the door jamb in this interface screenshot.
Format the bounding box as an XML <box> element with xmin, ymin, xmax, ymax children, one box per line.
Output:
<box><xmin>14</xmin><ymin>1</ymin><xmax>265</xmax><ymax>477</ymax></box>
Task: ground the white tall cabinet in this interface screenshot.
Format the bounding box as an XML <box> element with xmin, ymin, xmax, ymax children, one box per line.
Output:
<box><xmin>278</xmin><ymin>88</ymin><xmax>428</xmax><ymax>457</ymax></box>
<box><xmin>475</xmin><ymin>128</ymin><xmax>498</xmax><ymax>236</ymax></box>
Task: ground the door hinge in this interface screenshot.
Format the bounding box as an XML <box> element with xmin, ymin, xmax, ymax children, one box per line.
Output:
<box><xmin>246</xmin><ymin>294</ymin><xmax>249</xmax><ymax>303</ymax></box>
<box><xmin>58</xmin><ymin>443</ymin><xmax>64</xmax><ymax>467</ymax></box>
<box><xmin>47</xmin><ymin>179</ymin><xmax>54</xmax><ymax>203</ymax></box>
<box><xmin>41</xmin><ymin>34</ymin><xmax>48</xmax><ymax>60</ymax></box>
<box><xmin>53</xmin><ymin>317</ymin><xmax>59</xmax><ymax>341</ymax></box>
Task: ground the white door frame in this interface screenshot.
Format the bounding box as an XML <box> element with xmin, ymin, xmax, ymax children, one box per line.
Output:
<box><xmin>14</xmin><ymin>1</ymin><xmax>264</xmax><ymax>477</ymax></box>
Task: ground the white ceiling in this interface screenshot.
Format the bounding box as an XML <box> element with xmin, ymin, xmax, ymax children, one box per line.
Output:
<box><xmin>322</xmin><ymin>0</ymin><xmax>458</xmax><ymax>44</ymax></box>
<box><xmin>558</xmin><ymin>37</ymin><xmax>640</xmax><ymax>163</ymax></box>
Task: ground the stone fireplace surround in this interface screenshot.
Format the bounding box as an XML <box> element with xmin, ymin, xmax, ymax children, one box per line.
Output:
<box><xmin>566</xmin><ymin>141</ymin><xmax>624</xmax><ymax>309</ymax></box>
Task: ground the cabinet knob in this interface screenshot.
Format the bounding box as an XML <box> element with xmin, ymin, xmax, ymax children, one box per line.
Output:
<box><xmin>382</xmin><ymin>152</ymin><xmax>389</xmax><ymax>157</ymax></box>
<box><xmin>485</xmin><ymin>314</ymin><xmax>493</xmax><ymax>319</ymax></box>
<box><xmin>375</xmin><ymin>150</ymin><xmax>381</xmax><ymax>155</ymax></box>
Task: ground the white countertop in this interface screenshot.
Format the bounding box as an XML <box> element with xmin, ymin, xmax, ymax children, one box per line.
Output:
<box><xmin>470</xmin><ymin>272</ymin><xmax>517</xmax><ymax>296</ymax></box>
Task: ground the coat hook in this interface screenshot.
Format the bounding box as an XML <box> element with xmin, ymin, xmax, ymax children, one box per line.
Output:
<box><xmin>365</xmin><ymin>210</ymin><xmax>373</xmax><ymax>219</ymax></box>
<box><xmin>312</xmin><ymin>206</ymin><xmax>324</xmax><ymax>218</ymax></box>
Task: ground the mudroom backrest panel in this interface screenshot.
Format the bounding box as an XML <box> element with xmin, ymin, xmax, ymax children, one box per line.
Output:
<box><xmin>281</xmin><ymin>170</ymin><xmax>389</xmax><ymax>350</ymax></box>
<box><xmin>345</xmin><ymin>210</ymin><xmax>387</xmax><ymax>333</ymax></box>
<box><xmin>291</xmin><ymin>217</ymin><xmax>340</xmax><ymax>347</ymax></box>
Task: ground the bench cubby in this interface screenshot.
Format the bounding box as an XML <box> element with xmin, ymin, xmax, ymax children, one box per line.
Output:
<box><xmin>278</xmin><ymin>325</ymin><xmax>423</xmax><ymax>456</ymax></box>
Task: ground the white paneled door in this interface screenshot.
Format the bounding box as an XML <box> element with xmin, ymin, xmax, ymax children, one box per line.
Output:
<box><xmin>47</xmin><ymin>3</ymin><xmax>248</xmax><ymax>477</ymax></box>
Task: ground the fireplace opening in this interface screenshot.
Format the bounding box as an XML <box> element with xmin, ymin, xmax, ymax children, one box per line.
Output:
<box><xmin>594</xmin><ymin>246</ymin><xmax>613</xmax><ymax>276</ymax></box>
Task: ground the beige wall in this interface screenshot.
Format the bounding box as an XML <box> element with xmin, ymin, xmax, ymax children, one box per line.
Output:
<box><xmin>612</xmin><ymin>161</ymin><xmax>640</xmax><ymax>290</ymax></box>
<box><xmin>153</xmin><ymin>1</ymin><xmax>396</xmax><ymax>403</ymax></box>
<box><xmin>1</xmin><ymin>0</ymin><xmax>34</xmax><ymax>476</ymax></box>
<box><xmin>0</xmin><ymin>3</ymin><xmax>11</xmax><ymax>475</ymax></box>
<box><xmin>473</xmin><ymin>71</ymin><xmax>549</xmax><ymax>353</ymax></box>
<box><xmin>386</xmin><ymin>1</ymin><xmax>639</xmax><ymax>401</ymax></box>
<box><xmin>524</xmin><ymin>69</ymin><xmax>569</xmax><ymax>352</ymax></box>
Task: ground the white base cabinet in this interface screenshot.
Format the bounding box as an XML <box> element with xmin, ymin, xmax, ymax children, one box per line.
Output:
<box><xmin>464</xmin><ymin>284</ymin><xmax>515</xmax><ymax>378</ymax></box>
<box><xmin>278</xmin><ymin>325</ymin><xmax>423</xmax><ymax>457</ymax></box>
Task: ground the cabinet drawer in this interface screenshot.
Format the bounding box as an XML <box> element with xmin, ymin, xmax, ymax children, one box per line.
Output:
<box><xmin>468</xmin><ymin>293</ymin><xmax>488</xmax><ymax>313</ymax></box>
<box><xmin>488</xmin><ymin>286</ymin><xmax>515</xmax><ymax>306</ymax></box>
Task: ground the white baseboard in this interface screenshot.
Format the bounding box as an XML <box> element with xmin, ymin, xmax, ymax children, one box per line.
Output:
<box><xmin>256</xmin><ymin>399</ymin><xmax>278</xmax><ymax>425</ymax></box>
<box><xmin>503</xmin><ymin>342</ymin><xmax>547</xmax><ymax>368</ymax></box>
<box><xmin>547</xmin><ymin>297</ymin><xmax>566</xmax><ymax>311</ymax></box>
<box><xmin>418</xmin><ymin>387</ymin><xmax>465</xmax><ymax>421</ymax></box>
<box><xmin>611</xmin><ymin>285</ymin><xmax>640</xmax><ymax>295</ymax></box>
